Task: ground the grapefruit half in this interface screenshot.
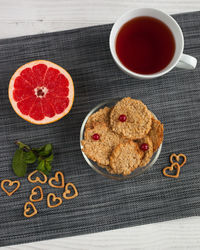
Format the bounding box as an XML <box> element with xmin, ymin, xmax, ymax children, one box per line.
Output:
<box><xmin>8</xmin><ymin>60</ymin><xmax>74</xmax><ymax>125</ymax></box>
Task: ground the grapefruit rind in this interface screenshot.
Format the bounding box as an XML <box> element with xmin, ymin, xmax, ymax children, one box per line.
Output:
<box><xmin>8</xmin><ymin>60</ymin><xmax>74</xmax><ymax>125</ymax></box>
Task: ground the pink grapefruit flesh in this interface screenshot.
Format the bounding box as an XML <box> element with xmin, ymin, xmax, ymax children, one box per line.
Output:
<box><xmin>8</xmin><ymin>60</ymin><xmax>74</xmax><ymax>125</ymax></box>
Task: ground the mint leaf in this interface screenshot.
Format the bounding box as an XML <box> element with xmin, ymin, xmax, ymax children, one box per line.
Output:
<box><xmin>12</xmin><ymin>149</ymin><xmax>27</xmax><ymax>177</ymax></box>
<box><xmin>12</xmin><ymin>141</ymin><xmax>54</xmax><ymax>177</ymax></box>
<box><xmin>39</xmin><ymin>144</ymin><xmax>52</xmax><ymax>157</ymax></box>
<box><xmin>46</xmin><ymin>153</ymin><xmax>53</xmax><ymax>163</ymax></box>
<box><xmin>42</xmin><ymin>169</ymin><xmax>49</xmax><ymax>176</ymax></box>
<box><xmin>37</xmin><ymin>160</ymin><xmax>45</xmax><ymax>171</ymax></box>
<box><xmin>32</xmin><ymin>146</ymin><xmax>44</xmax><ymax>152</ymax></box>
<box><xmin>37</xmin><ymin>156</ymin><xmax>42</xmax><ymax>163</ymax></box>
<box><xmin>16</xmin><ymin>141</ymin><xmax>30</xmax><ymax>151</ymax></box>
<box><xmin>45</xmin><ymin>162</ymin><xmax>52</xmax><ymax>172</ymax></box>
<box><xmin>24</xmin><ymin>151</ymin><xmax>37</xmax><ymax>164</ymax></box>
<box><xmin>34</xmin><ymin>144</ymin><xmax>52</xmax><ymax>157</ymax></box>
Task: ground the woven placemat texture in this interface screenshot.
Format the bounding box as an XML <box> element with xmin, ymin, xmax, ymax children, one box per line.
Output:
<box><xmin>0</xmin><ymin>11</ymin><xmax>200</xmax><ymax>247</ymax></box>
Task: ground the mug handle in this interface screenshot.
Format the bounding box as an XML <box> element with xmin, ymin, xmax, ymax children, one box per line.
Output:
<box><xmin>176</xmin><ymin>53</ymin><xmax>197</xmax><ymax>70</ymax></box>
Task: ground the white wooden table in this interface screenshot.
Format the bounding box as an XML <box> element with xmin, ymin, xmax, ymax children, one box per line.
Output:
<box><xmin>2</xmin><ymin>0</ymin><xmax>200</xmax><ymax>249</ymax></box>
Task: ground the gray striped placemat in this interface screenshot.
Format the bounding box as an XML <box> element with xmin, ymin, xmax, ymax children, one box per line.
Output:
<box><xmin>0</xmin><ymin>11</ymin><xmax>200</xmax><ymax>247</ymax></box>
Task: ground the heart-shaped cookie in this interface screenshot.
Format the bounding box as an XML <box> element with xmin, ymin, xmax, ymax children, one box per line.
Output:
<box><xmin>63</xmin><ymin>182</ymin><xmax>78</xmax><ymax>200</ymax></box>
<box><xmin>29</xmin><ymin>186</ymin><xmax>43</xmax><ymax>202</ymax></box>
<box><xmin>47</xmin><ymin>193</ymin><xmax>63</xmax><ymax>208</ymax></box>
<box><xmin>170</xmin><ymin>153</ymin><xmax>187</xmax><ymax>168</ymax></box>
<box><xmin>24</xmin><ymin>201</ymin><xmax>37</xmax><ymax>218</ymax></box>
<box><xmin>28</xmin><ymin>170</ymin><xmax>47</xmax><ymax>184</ymax></box>
<box><xmin>48</xmin><ymin>171</ymin><xmax>64</xmax><ymax>188</ymax></box>
<box><xmin>1</xmin><ymin>179</ymin><xmax>20</xmax><ymax>196</ymax></box>
<box><xmin>163</xmin><ymin>162</ymin><xmax>181</xmax><ymax>178</ymax></box>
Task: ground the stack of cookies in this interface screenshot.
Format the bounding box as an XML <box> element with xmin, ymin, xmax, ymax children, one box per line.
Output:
<box><xmin>81</xmin><ymin>97</ymin><xmax>164</xmax><ymax>176</ymax></box>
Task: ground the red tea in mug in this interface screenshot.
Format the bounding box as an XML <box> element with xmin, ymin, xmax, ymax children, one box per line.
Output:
<box><xmin>116</xmin><ymin>16</ymin><xmax>175</xmax><ymax>75</ymax></box>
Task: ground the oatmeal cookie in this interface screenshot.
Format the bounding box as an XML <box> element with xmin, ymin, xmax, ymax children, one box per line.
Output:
<box><xmin>148</xmin><ymin>118</ymin><xmax>164</xmax><ymax>152</ymax></box>
<box><xmin>110</xmin><ymin>97</ymin><xmax>152</xmax><ymax>140</ymax></box>
<box><xmin>81</xmin><ymin>122</ymin><xmax>126</xmax><ymax>166</ymax></box>
<box><xmin>110</xmin><ymin>141</ymin><xmax>142</xmax><ymax>175</ymax></box>
<box><xmin>85</xmin><ymin>106</ymin><xmax>111</xmax><ymax>128</ymax></box>
<box><xmin>137</xmin><ymin>136</ymin><xmax>153</xmax><ymax>167</ymax></box>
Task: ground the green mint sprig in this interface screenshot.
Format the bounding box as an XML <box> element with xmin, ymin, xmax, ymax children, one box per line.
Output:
<box><xmin>12</xmin><ymin>141</ymin><xmax>54</xmax><ymax>177</ymax></box>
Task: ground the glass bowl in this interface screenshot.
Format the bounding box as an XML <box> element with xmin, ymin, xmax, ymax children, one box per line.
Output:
<box><xmin>80</xmin><ymin>98</ymin><xmax>162</xmax><ymax>180</ymax></box>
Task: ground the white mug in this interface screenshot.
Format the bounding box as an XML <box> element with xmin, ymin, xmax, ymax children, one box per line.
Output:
<box><xmin>109</xmin><ymin>8</ymin><xmax>197</xmax><ymax>79</ymax></box>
